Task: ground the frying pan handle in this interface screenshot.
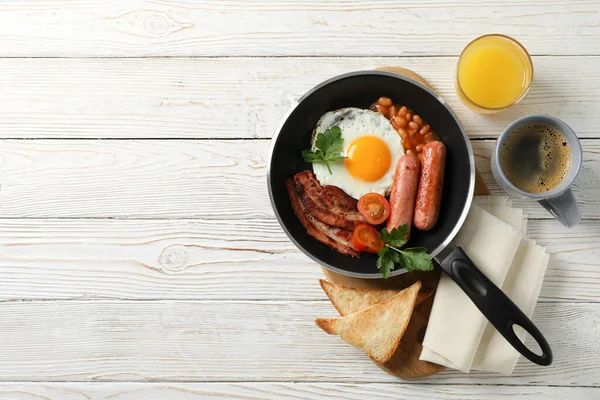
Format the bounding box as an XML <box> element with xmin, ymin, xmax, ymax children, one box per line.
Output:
<box><xmin>439</xmin><ymin>246</ymin><xmax>553</xmax><ymax>366</ymax></box>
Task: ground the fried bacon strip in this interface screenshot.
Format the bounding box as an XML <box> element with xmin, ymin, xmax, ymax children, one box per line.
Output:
<box><xmin>293</xmin><ymin>171</ymin><xmax>366</xmax><ymax>230</ymax></box>
<box><xmin>323</xmin><ymin>185</ymin><xmax>359</xmax><ymax>210</ymax></box>
<box><xmin>285</xmin><ymin>178</ymin><xmax>360</xmax><ymax>257</ymax></box>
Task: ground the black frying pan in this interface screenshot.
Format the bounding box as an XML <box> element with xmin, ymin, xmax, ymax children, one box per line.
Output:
<box><xmin>267</xmin><ymin>71</ymin><xmax>552</xmax><ymax>366</ymax></box>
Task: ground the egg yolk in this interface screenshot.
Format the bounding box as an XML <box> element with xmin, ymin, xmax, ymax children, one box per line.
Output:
<box><xmin>345</xmin><ymin>136</ymin><xmax>391</xmax><ymax>182</ymax></box>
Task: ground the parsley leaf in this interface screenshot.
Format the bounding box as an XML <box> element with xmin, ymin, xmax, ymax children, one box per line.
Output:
<box><xmin>396</xmin><ymin>247</ymin><xmax>434</xmax><ymax>273</ymax></box>
<box><xmin>376</xmin><ymin>225</ymin><xmax>434</xmax><ymax>278</ymax></box>
<box><xmin>380</xmin><ymin>226</ymin><xmax>408</xmax><ymax>248</ymax></box>
<box><xmin>302</xmin><ymin>126</ymin><xmax>346</xmax><ymax>174</ymax></box>
<box><xmin>301</xmin><ymin>150</ymin><xmax>321</xmax><ymax>163</ymax></box>
<box><xmin>376</xmin><ymin>246</ymin><xmax>400</xmax><ymax>279</ymax></box>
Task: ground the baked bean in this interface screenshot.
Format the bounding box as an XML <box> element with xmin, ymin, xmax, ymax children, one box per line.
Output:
<box><xmin>378</xmin><ymin>97</ymin><xmax>393</xmax><ymax>107</ymax></box>
<box><xmin>370</xmin><ymin>97</ymin><xmax>439</xmax><ymax>160</ymax></box>
<box><xmin>393</xmin><ymin>116</ymin><xmax>407</xmax><ymax>128</ymax></box>
<box><xmin>380</xmin><ymin>105</ymin><xmax>390</xmax><ymax>118</ymax></box>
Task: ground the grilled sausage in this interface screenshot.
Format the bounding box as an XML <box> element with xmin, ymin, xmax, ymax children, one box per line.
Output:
<box><xmin>387</xmin><ymin>155</ymin><xmax>421</xmax><ymax>238</ymax></box>
<box><xmin>414</xmin><ymin>141</ymin><xmax>446</xmax><ymax>231</ymax></box>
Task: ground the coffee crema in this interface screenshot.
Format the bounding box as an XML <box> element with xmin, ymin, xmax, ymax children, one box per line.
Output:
<box><xmin>499</xmin><ymin>123</ymin><xmax>571</xmax><ymax>194</ymax></box>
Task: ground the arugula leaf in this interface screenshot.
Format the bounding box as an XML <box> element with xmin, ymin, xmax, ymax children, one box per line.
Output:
<box><xmin>376</xmin><ymin>225</ymin><xmax>434</xmax><ymax>278</ymax></box>
<box><xmin>302</xmin><ymin>126</ymin><xmax>346</xmax><ymax>174</ymax></box>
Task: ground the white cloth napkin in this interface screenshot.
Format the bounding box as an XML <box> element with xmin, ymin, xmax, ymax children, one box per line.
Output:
<box><xmin>420</xmin><ymin>197</ymin><xmax>550</xmax><ymax>374</ymax></box>
<box><xmin>476</xmin><ymin>196</ymin><xmax>528</xmax><ymax>233</ymax></box>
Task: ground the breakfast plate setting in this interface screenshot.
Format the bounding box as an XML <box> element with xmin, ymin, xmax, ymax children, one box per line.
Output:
<box><xmin>267</xmin><ymin>35</ymin><xmax>580</xmax><ymax>378</ymax></box>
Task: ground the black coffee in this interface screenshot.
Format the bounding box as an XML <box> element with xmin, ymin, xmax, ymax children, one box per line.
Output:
<box><xmin>499</xmin><ymin>123</ymin><xmax>571</xmax><ymax>194</ymax></box>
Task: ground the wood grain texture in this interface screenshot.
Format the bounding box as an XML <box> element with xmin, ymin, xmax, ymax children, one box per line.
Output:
<box><xmin>0</xmin><ymin>140</ymin><xmax>597</xmax><ymax>219</ymax></box>
<box><xmin>1</xmin><ymin>218</ymin><xmax>598</xmax><ymax>302</ymax></box>
<box><xmin>0</xmin><ymin>382</ymin><xmax>597</xmax><ymax>400</ymax></box>
<box><xmin>1</xmin><ymin>57</ymin><xmax>599</xmax><ymax>139</ymax></box>
<box><xmin>0</xmin><ymin>0</ymin><xmax>597</xmax><ymax>396</ymax></box>
<box><xmin>0</xmin><ymin>140</ymin><xmax>270</xmax><ymax>219</ymax></box>
<box><xmin>0</xmin><ymin>1</ymin><xmax>598</xmax><ymax>57</ymax></box>
<box><xmin>0</xmin><ymin>300</ymin><xmax>596</xmax><ymax>385</ymax></box>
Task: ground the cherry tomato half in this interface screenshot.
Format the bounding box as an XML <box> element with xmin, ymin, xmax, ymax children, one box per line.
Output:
<box><xmin>352</xmin><ymin>224</ymin><xmax>385</xmax><ymax>253</ymax></box>
<box><xmin>357</xmin><ymin>193</ymin><xmax>391</xmax><ymax>225</ymax></box>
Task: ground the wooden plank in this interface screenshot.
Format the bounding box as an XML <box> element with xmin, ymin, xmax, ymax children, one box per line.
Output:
<box><xmin>1</xmin><ymin>57</ymin><xmax>599</xmax><ymax>139</ymax></box>
<box><xmin>0</xmin><ymin>1</ymin><xmax>598</xmax><ymax>57</ymax></box>
<box><xmin>0</xmin><ymin>382</ymin><xmax>597</xmax><ymax>400</ymax></box>
<box><xmin>0</xmin><ymin>140</ymin><xmax>272</xmax><ymax>219</ymax></box>
<box><xmin>0</xmin><ymin>218</ymin><xmax>598</xmax><ymax>302</ymax></box>
<box><xmin>0</xmin><ymin>140</ymin><xmax>597</xmax><ymax>219</ymax></box>
<box><xmin>0</xmin><ymin>300</ymin><xmax>595</xmax><ymax>385</ymax></box>
<box><xmin>0</xmin><ymin>218</ymin><xmax>309</xmax><ymax>300</ymax></box>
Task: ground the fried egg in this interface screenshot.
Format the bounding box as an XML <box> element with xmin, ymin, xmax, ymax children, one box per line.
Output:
<box><xmin>312</xmin><ymin>108</ymin><xmax>403</xmax><ymax>199</ymax></box>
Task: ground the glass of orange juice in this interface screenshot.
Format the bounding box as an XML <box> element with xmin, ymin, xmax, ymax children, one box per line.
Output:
<box><xmin>456</xmin><ymin>34</ymin><xmax>533</xmax><ymax>113</ymax></box>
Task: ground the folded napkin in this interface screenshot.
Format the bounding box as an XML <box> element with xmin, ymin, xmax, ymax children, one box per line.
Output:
<box><xmin>476</xmin><ymin>196</ymin><xmax>528</xmax><ymax>233</ymax></box>
<box><xmin>420</xmin><ymin>197</ymin><xmax>550</xmax><ymax>374</ymax></box>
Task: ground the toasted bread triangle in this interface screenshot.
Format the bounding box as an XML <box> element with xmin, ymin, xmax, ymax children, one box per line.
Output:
<box><xmin>315</xmin><ymin>281</ymin><xmax>421</xmax><ymax>363</ymax></box>
<box><xmin>319</xmin><ymin>279</ymin><xmax>433</xmax><ymax>316</ymax></box>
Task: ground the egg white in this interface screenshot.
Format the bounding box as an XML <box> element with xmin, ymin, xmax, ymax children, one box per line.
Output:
<box><xmin>312</xmin><ymin>108</ymin><xmax>404</xmax><ymax>199</ymax></box>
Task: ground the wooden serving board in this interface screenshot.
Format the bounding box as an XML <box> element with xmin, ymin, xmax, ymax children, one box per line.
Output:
<box><xmin>321</xmin><ymin>66</ymin><xmax>491</xmax><ymax>379</ymax></box>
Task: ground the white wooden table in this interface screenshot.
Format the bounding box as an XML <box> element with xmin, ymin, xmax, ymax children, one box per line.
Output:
<box><xmin>0</xmin><ymin>1</ymin><xmax>599</xmax><ymax>399</ymax></box>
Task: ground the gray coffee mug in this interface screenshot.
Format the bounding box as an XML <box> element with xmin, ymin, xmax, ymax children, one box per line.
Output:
<box><xmin>491</xmin><ymin>115</ymin><xmax>582</xmax><ymax>228</ymax></box>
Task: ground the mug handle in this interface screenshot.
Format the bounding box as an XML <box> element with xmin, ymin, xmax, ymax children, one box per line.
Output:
<box><xmin>538</xmin><ymin>188</ymin><xmax>581</xmax><ymax>228</ymax></box>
